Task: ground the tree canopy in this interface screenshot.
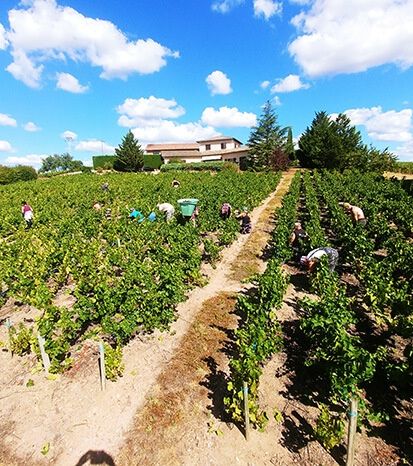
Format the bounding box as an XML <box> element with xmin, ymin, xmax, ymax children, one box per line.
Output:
<box><xmin>247</xmin><ymin>101</ymin><xmax>288</xmax><ymax>171</ymax></box>
<box><xmin>39</xmin><ymin>153</ymin><xmax>84</xmax><ymax>173</ymax></box>
<box><xmin>114</xmin><ymin>131</ymin><xmax>144</xmax><ymax>172</ymax></box>
<box><xmin>297</xmin><ymin>111</ymin><xmax>396</xmax><ymax>172</ymax></box>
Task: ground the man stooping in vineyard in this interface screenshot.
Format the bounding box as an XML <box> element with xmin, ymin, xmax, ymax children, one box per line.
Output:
<box><xmin>300</xmin><ymin>247</ymin><xmax>339</xmax><ymax>272</ymax></box>
<box><xmin>341</xmin><ymin>202</ymin><xmax>367</xmax><ymax>226</ymax></box>
<box><xmin>157</xmin><ymin>202</ymin><xmax>175</xmax><ymax>221</ymax></box>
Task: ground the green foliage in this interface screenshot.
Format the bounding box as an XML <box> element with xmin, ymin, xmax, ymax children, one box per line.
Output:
<box><xmin>114</xmin><ymin>131</ymin><xmax>144</xmax><ymax>172</ymax></box>
<box><xmin>0</xmin><ymin>165</ymin><xmax>38</xmax><ymax>185</ymax></box>
<box><xmin>247</xmin><ymin>100</ymin><xmax>288</xmax><ymax>171</ymax></box>
<box><xmin>104</xmin><ymin>343</ymin><xmax>125</xmax><ymax>380</ymax></box>
<box><xmin>285</xmin><ymin>127</ymin><xmax>296</xmax><ymax>161</ymax></box>
<box><xmin>93</xmin><ymin>155</ymin><xmax>116</xmax><ymax>169</ymax></box>
<box><xmin>8</xmin><ymin>323</ymin><xmax>34</xmax><ymax>355</ymax></box>
<box><xmin>143</xmin><ymin>153</ymin><xmax>163</xmax><ymax>170</ymax></box>
<box><xmin>39</xmin><ymin>153</ymin><xmax>84</xmax><ymax>173</ymax></box>
<box><xmin>160</xmin><ymin>161</ymin><xmax>226</xmax><ymax>172</ymax></box>
<box><xmin>314</xmin><ymin>404</ymin><xmax>345</xmax><ymax>450</ymax></box>
<box><xmin>297</xmin><ymin>111</ymin><xmax>396</xmax><ymax>173</ymax></box>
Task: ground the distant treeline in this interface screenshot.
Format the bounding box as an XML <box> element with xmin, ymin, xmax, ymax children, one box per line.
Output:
<box><xmin>0</xmin><ymin>165</ymin><xmax>37</xmax><ymax>185</ymax></box>
<box><xmin>395</xmin><ymin>161</ymin><xmax>413</xmax><ymax>174</ymax></box>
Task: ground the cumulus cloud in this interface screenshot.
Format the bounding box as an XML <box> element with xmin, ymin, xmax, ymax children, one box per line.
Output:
<box><xmin>201</xmin><ymin>106</ymin><xmax>257</xmax><ymax>127</ymax></box>
<box><xmin>0</xmin><ymin>141</ymin><xmax>14</xmax><ymax>152</ymax></box>
<box><xmin>56</xmin><ymin>72</ymin><xmax>89</xmax><ymax>93</ymax></box>
<box><xmin>206</xmin><ymin>70</ymin><xmax>232</xmax><ymax>95</ymax></box>
<box><xmin>260</xmin><ymin>80</ymin><xmax>270</xmax><ymax>89</ymax></box>
<box><xmin>271</xmin><ymin>74</ymin><xmax>310</xmax><ymax>92</ymax></box>
<box><xmin>289</xmin><ymin>0</ymin><xmax>413</xmax><ymax>77</ymax></box>
<box><xmin>75</xmin><ymin>140</ymin><xmax>115</xmax><ymax>154</ymax></box>
<box><xmin>342</xmin><ymin>106</ymin><xmax>412</xmax><ymax>142</ymax></box>
<box><xmin>0</xmin><ymin>23</ymin><xmax>8</xmax><ymax>49</ymax></box>
<box><xmin>133</xmin><ymin>121</ymin><xmax>218</xmax><ymax>145</ymax></box>
<box><xmin>394</xmin><ymin>140</ymin><xmax>413</xmax><ymax>161</ymax></box>
<box><xmin>4</xmin><ymin>0</ymin><xmax>179</xmax><ymax>88</ymax></box>
<box><xmin>212</xmin><ymin>0</ymin><xmax>244</xmax><ymax>13</ymax></box>
<box><xmin>5</xmin><ymin>154</ymin><xmax>44</xmax><ymax>167</ymax></box>
<box><xmin>253</xmin><ymin>0</ymin><xmax>282</xmax><ymax>20</ymax></box>
<box><xmin>23</xmin><ymin>121</ymin><xmax>41</xmax><ymax>132</ymax></box>
<box><xmin>61</xmin><ymin>130</ymin><xmax>77</xmax><ymax>141</ymax></box>
<box><xmin>0</xmin><ymin>113</ymin><xmax>17</xmax><ymax>126</ymax></box>
<box><xmin>117</xmin><ymin>96</ymin><xmax>185</xmax><ymax>127</ymax></box>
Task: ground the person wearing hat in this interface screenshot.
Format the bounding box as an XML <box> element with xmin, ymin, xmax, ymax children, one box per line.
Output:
<box><xmin>289</xmin><ymin>221</ymin><xmax>309</xmax><ymax>259</ymax></box>
<box><xmin>300</xmin><ymin>246</ymin><xmax>339</xmax><ymax>272</ymax></box>
<box><xmin>341</xmin><ymin>202</ymin><xmax>367</xmax><ymax>226</ymax></box>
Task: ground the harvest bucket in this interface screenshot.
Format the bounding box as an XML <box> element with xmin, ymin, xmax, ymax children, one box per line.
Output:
<box><xmin>178</xmin><ymin>198</ymin><xmax>198</xmax><ymax>216</ymax></box>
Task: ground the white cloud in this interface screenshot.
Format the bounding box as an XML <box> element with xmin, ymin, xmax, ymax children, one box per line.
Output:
<box><xmin>394</xmin><ymin>140</ymin><xmax>413</xmax><ymax>161</ymax></box>
<box><xmin>75</xmin><ymin>140</ymin><xmax>115</xmax><ymax>154</ymax></box>
<box><xmin>0</xmin><ymin>23</ymin><xmax>8</xmax><ymax>49</ymax></box>
<box><xmin>61</xmin><ymin>130</ymin><xmax>77</xmax><ymax>141</ymax></box>
<box><xmin>206</xmin><ymin>70</ymin><xmax>232</xmax><ymax>95</ymax></box>
<box><xmin>289</xmin><ymin>0</ymin><xmax>413</xmax><ymax>77</ymax></box>
<box><xmin>271</xmin><ymin>74</ymin><xmax>310</xmax><ymax>92</ymax></box>
<box><xmin>342</xmin><ymin>106</ymin><xmax>412</xmax><ymax>142</ymax></box>
<box><xmin>5</xmin><ymin>154</ymin><xmax>44</xmax><ymax>167</ymax></box>
<box><xmin>117</xmin><ymin>96</ymin><xmax>185</xmax><ymax>127</ymax></box>
<box><xmin>133</xmin><ymin>121</ymin><xmax>218</xmax><ymax>146</ymax></box>
<box><xmin>0</xmin><ymin>113</ymin><xmax>17</xmax><ymax>127</ymax></box>
<box><xmin>260</xmin><ymin>80</ymin><xmax>270</xmax><ymax>89</ymax></box>
<box><xmin>272</xmin><ymin>96</ymin><xmax>281</xmax><ymax>106</ymax></box>
<box><xmin>56</xmin><ymin>72</ymin><xmax>88</xmax><ymax>93</ymax></box>
<box><xmin>23</xmin><ymin>121</ymin><xmax>41</xmax><ymax>132</ymax></box>
<box><xmin>5</xmin><ymin>0</ymin><xmax>178</xmax><ymax>88</ymax></box>
<box><xmin>0</xmin><ymin>141</ymin><xmax>14</xmax><ymax>152</ymax></box>
<box><xmin>212</xmin><ymin>0</ymin><xmax>244</xmax><ymax>13</ymax></box>
<box><xmin>253</xmin><ymin>0</ymin><xmax>282</xmax><ymax>20</ymax></box>
<box><xmin>201</xmin><ymin>106</ymin><xmax>257</xmax><ymax>127</ymax></box>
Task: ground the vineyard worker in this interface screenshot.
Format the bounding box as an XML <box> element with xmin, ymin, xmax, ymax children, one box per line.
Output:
<box><xmin>172</xmin><ymin>179</ymin><xmax>180</xmax><ymax>188</ymax></box>
<box><xmin>300</xmin><ymin>247</ymin><xmax>339</xmax><ymax>272</ymax></box>
<box><xmin>101</xmin><ymin>182</ymin><xmax>109</xmax><ymax>192</ymax></box>
<box><xmin>157</xmin><ymin>202</ymin><xmax>175</xmax><ymax>222</ymax></box>
<box><xmin>129</xmin><ymin>208</ymin><xmax>145</xmax><ymax>223</ymax></box>
<box><xmin>342</xmin><ymin>202</ymin><xmax>367</xmax><ymax>226</ymax></box>
<box><xmin>220</xmin><ymin>202</ymin><xmax>232</xmax><ymax>220</ymax></box>
<box><xmin>21</xmin><ymin>201</ymin><xmax>34</xmax><ymax>229</ymax></box>
<box><xmin>147</xmin><ymin>212</ymin><xmax>157</xmax><ymax>222</ymax></box>
<box><xmin>93</xmin><ymin>201</ymin><xmax>102</xmax><ymax>211</ymax></box>
<box><xmin>290</xmin><ymin>222</ymin><xmax>308</xmax><ymax>251</ymax></box>
<box><xmin>239</xmin><ymin>208</ymin><xmax>252</xmax><ymax>234</ymax></box>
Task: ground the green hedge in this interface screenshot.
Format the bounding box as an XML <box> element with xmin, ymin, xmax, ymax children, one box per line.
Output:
<box><xmin>0</xmin><ymin>165</ymin><xmax>38</xmax><ymax>185</ymax></box>
<box><xmin>160</xmin><ymin>161</ymin><xmax>231</xmax><ymax>172</ymax></box>
<box><xmin>93</xmin><ymin>155</ymin><xmax>116</xmax><ymax>169</ymax></box>
<box><xmin>143</xmin><ymin>153</ymin><xmax>163</xmax><ymax>170</ymax></box>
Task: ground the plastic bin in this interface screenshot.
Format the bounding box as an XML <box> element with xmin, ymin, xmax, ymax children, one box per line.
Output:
<box><xmin>178</xmin><ymin>198</ymin><xmax>199</xmax><ymax>216</ymax></box>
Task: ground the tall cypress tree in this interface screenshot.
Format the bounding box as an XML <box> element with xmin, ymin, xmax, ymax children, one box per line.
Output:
<box><xmin>114</xmin><ymin>131</ymin><xmax>144</xmax><ymax>172</ymax></box>
<box><xmin>247</xmin><ymin>101</ymin><xmax>288</xmax><ymax>170</ymax></box>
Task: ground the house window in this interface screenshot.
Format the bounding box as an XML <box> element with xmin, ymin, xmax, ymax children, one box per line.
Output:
<box><xmin>221</xmin><ymin>143</ymin><xmax>226</xmax><ymax>149</ymax></box>
<box><xmin>206</xmin><ymin>144</ymin><xmax>211</xmax><ymax>150</ymax></box>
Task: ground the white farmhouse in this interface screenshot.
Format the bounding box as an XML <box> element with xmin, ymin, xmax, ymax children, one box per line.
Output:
<box><xmin>145</xmin><ymin>136</ymin><xmax>249</xmax><ymax>166</ymax></box>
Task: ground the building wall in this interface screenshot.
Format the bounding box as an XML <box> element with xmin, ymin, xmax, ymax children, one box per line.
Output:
<box><xmin>199</xmin><ymin>141</ymin><xmax>239</xmax><ymax>152</ymax></box>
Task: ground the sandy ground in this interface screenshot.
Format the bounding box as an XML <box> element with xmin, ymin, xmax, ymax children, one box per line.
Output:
<box><xmin>383</xmin><ymin>171</ymin><xmax>413</xmax><ymax>180</ymax></box>
<box><xmin>0</xmin><ymin>170</ymin><xmax>296</xmax><ymax>466</ymax></box>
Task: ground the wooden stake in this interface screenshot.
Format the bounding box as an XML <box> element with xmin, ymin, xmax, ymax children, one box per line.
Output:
<box><xmin>37</xmin><ymin>334</ymin><xmax>50</xmax><ymax>374</ymax></box>
<box><xmin>346</xmin><ymin>397</ymin><xmax>358</xmax><ymax>466</ymax></box>
<box><xmin>243</xmin><ymin>381</ymin><xmax>250</xmax><ymax>441</ymax></box>
<box><xmin>99</xmin><ymin>342</ymin><xmax>106</xmax><ymax>391</ymax></box>
<box><xmin>117</xmin><ymin>238</ymin><xmax>121</xmax><ymax>247</ymax></box>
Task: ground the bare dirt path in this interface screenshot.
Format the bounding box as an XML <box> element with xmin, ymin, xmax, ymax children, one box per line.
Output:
<box><xmin>0</xmin><ymin>170</ymin><xmax>296</xmax><ymax>466</ymax></box>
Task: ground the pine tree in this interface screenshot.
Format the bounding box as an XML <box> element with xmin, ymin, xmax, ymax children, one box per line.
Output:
<box><xmin>285</xmin><ymin>127</ymin><xmax>296</xmax><ymax>161</ymax></box>
<box><xmin>114</xmin><ymin>131</ymin><xmax>144</xmax><ymax>172</ymax></box>
<box><xmin>247</xmin><ymin>101</ymin><xmax>288</xmax><ymax>171</ymax></box>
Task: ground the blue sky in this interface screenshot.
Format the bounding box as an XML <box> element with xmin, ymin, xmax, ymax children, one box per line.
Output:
<box><xmin>0</xmin><ymin>0</ymin><xmax>412</xmax><ymax>168</ymax></box>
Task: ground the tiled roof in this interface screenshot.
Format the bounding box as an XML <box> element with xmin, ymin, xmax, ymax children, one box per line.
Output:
<box><xmin>146</xmin><ymin>143</ymin><xmax>199</xmax><ymax>151</ymax></box>
<box><xmin>196</xmin><ymin>136</ymin><xmax>243</xmax><ymax>144</ymax></box>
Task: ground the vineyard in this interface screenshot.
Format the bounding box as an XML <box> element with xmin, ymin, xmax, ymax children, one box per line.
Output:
<box><xmin>0</xmin><ymin>168</ymin><xmax>412</xmax><ymax>465</ymax></box>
